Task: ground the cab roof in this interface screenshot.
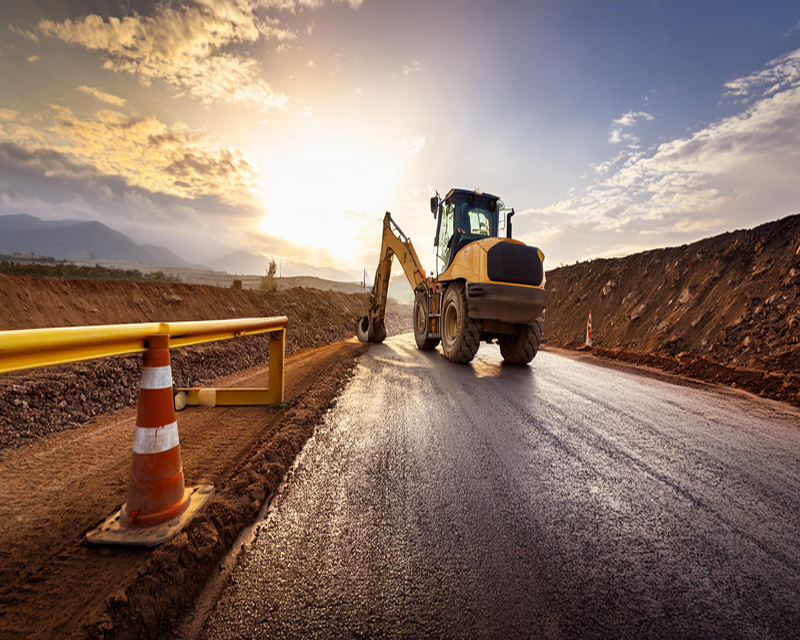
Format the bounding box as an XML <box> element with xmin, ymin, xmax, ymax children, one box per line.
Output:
<box><xmin>445</xmin><ymin>188</ymin><xmax>501</xmax><ymax>201</ymax></box>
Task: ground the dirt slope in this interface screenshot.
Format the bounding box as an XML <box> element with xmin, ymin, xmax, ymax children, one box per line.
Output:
<box><xmin>0</xmin><ymin>276</ymin><xmax>410</xmax><ymax>449</ymax></box>
<box><xmin>544</xmin><ymin>214</ymin><xmax>800</xmax><ymax>404</ymax></box>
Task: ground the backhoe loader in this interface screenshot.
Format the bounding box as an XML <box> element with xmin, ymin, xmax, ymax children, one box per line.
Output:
<box><xmin>356</xmin><ymin>188</ymin><xmax>547</xmax><ymax>364</ymax></box>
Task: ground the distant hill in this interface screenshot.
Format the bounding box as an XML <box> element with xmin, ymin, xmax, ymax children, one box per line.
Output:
<box><xmin>0</xmin><ymin>213</ymin><xmax>83</xmax><ymax>232</ymax></box>
<box><xmin>0</xmin><ymin>220</ymin><xmax>154</xmax><ymax>263</ymax></box>
<box><xmin>0</xmin><ymin>214</ymin><xmax>197</xmax><ymax>268</ymax></box>
<box><xmin>205</xmin><ymin>250</ymin><xmax>272</xmax><ymax>276</ymax></box>
<box><xmin>139</xmin><ymin>244</ymin><xmax>208</xmax><ymax>270</ymax></box>
<box><xmin>206</xmin><ymin>250</ymin><xmax>357</xmax><ymax>282</ymax></box>
<box><xmin>277</xmin><ymin>276</ymin><xmax>365</xmax><ymax>295</ymax></box>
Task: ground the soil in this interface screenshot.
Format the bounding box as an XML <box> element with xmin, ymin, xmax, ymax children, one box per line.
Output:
<box><xmin>544</xmin><ymin>214</ymin><xmax>800</xmax><ymax>406</ymax></box>
<box><xmin>0</xmin><ymin>340</ymin><xmax>368</xmax><ymax>639</ymax></box>
<box><xmin>0</xmin><ymin>275</ymin><xmax>411</xmax><ymax>450</ymax></box>
<box><xmin>0</xmin><ymin>275</ymin><xmax>412</xmax><ymax>639</ymax></box>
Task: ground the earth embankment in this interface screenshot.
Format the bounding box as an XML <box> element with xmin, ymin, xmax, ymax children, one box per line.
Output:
<box><xmin>0</xmin><ymin>275</ymin><xmax>411</xmax><ymax>449</ymax></box>
<box><xmin>544</xmin><ymin>214</ymin><xmax>800</xmax><ymax>405</ymax></box>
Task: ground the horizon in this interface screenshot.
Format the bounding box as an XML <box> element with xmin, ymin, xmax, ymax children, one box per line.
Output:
<box><xmin>2</xmin><ymin>1</ymin><xmax>800</xmax><ymax>279</ymax></box>
<box><xmin>2</xmin><ymin>208</ymin><xmax>797</xmax><ymax>281</ymax></box>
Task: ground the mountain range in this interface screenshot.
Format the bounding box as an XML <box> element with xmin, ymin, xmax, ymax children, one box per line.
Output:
<box><xmin>0</xmin><ymin>213</ymin><xmax>364</xmax><ymax>283</ymax></box>
<box><xmin>0</xmin><ymin>214</ymin><xmax>206</xmax><ymax>269</ymax></box>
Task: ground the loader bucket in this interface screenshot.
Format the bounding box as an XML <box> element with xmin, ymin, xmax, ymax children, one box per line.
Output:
<box><xmin>356</xmin><ymin>316</ymin><xmax>370</xmax><ymax>343</ymax></box>
<box><xmin>356</xmin><ymin>316</ymin><xmax>387</xmax><ymax>344</ymax></box>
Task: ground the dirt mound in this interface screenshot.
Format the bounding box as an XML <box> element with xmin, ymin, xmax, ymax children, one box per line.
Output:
<box><xmin>545</xmin><ymin>214</ymin><xmax>800</xmax><ymax>405</ymax></box>
<box><xmin>0</xmin><ymin>276</ymin><xmax>411</xmax><ymax>449</ymax></box>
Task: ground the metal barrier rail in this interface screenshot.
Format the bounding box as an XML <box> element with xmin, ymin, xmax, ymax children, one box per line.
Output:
<box><xmin>0</xmin><ymin>316</ymin><xmax>288</xmax><ymax>404</ymax></box>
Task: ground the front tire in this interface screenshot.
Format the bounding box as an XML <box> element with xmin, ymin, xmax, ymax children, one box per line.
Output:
<box><xmin>499</xmin><ymin>316</ymin><xmax>544</xmax><ymax>364</ymax></box>
<box><xmin>413</xmin><ymin>291</ymin><xmax>440</xmax><ymax>350</ymax></box>
<box><xmin>441</xmin><ymin>282</ymin><xmax>481</xmax><ymax>363</ymax></box>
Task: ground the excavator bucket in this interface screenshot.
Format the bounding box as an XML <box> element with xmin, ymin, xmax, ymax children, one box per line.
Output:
<box><xmin>356</xmin><ymin>316</ymin><xmax>386</xmax><ymax>343</ymax></box>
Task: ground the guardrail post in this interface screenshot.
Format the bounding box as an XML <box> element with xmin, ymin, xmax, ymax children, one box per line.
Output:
<box><xmin>267</xmin><ymin>329</ymin><xmax>285</xmax><ymax>404</ymax></box>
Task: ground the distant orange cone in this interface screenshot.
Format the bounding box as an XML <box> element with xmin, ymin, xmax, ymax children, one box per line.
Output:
<box><xmin>585</xmin><ymin>311</ymin><xmax>593</xmax><ymax>347</ymax></box>
<box><xmin>87</xmin><ymin>334</ymin><xmax>214</xmax><ymax>547</ymax></box>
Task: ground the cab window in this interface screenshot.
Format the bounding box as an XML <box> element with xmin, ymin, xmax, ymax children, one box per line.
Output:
<box><xmin>437</xmin><ymin>200</ymin><xmax>455</xmax><ymax>272</ymax></box>
<box><xmin>467</xmin><ymin>209</ymin><xmax>492</xmax><ymax>236</ymax></box>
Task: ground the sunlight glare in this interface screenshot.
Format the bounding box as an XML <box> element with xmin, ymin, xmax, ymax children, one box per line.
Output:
<box><xmin>257</xmin><ymin>130</ymin><xmax>402</xmax><ymax>265</ymax></box>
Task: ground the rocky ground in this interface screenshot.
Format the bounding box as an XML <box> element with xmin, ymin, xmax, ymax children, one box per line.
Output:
<box><xmin>0</xmin><ymin>275</ymin><xmax>411</xmax><ymax>450</ymax></box>
<box><xmin>544</xmin><ymin>213</ymin><xmax>800</xmax><ymax>405</ymax></box>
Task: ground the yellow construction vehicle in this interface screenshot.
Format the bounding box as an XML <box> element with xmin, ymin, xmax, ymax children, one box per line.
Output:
<box><xmin>357</xmin><ymin>188</ymin><xmax>547</xmax><ymax>364</ymax></box>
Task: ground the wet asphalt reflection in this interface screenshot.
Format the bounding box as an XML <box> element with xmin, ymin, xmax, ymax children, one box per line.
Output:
<box><xmin>200</xmin><ymin>334</ymin><xmax>800</xmax><ymax>639</ymax></box>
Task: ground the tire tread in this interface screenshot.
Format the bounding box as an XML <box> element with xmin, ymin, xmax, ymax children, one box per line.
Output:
<box><xmin>499</xmin><ymin>316</ymin><xmax>544</xmax><ymax>365</ymax></box>
<box><xmin>442</xmin><ymin>283</ymin><xmax>481</xmax><ymax>364</ymax></box>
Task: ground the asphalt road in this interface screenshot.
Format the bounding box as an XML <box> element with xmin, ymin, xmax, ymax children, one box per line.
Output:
<box><xmin>197</xmin><ymin>334</ymin><xmax>800</xmax><ymax>640</ymax></box>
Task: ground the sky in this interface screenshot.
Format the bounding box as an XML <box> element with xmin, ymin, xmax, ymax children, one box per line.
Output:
<box><xmin>1</xmin><ymin>0</ymin><xmax>800</xmax><ymax>278</ymax></box>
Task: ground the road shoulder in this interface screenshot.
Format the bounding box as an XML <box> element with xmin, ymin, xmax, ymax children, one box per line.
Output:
<box><xmin>0</xmin><ymin>339</ymin><xmax>367</xmax><ymax>640</ymax></box>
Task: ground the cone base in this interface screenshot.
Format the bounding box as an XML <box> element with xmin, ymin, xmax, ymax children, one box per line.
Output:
<box><xmin>86</xmin><ymin>484</ymin><xmax>215</xmax><ymax>548</ymax></box>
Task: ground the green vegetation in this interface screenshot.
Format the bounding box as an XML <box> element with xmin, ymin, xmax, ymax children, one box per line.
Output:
<box><xmin>260</xmin><ymin>258</ymin><xmax>278</xmax><ymax>292</ymax></box>
<box><xmin>0</xmin><ymin>261</ymin><xmax>179</xmax><ymax>283</ymax></box>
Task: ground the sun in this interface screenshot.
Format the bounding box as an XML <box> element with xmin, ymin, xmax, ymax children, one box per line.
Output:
<box><xmin>256</xmin><ymin>128</ymin><xmax>402</xmax><ymax>265</ymax></box>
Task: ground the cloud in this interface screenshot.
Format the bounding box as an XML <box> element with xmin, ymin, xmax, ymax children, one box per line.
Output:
<box><xmin>401</xmin><ymin>59</ymin><xmax>420</xmax><ymax>76</ymax></box>
<box><xmin>0</xmin><ymin>140</ymin><xmax>263</xmax><ymax>261</ymax></box>
<box><xmin>722</xmin><ymin>46</ymin><xmax>800</xmax><ymax>101</ymax></box>
<box><xmin>8</xmin><ymin>24</ymin><xmax>38</xmax><ymax>41</ymax></box>
<box><xmin>5</xmin><ymin>105</ymin><xmax>259</xmax><ymax>206</ymax></box>
<box><xmin>77</xmin><ymin>85</ymin><xmax>127</xmax><ymax>107</ymax></box>
<box><xmin>37</xmin><ymin>0</ymin><xmax>292</xmax><ymax>114</ymax></box>
<box><xmin>519</xmin><ymin>51</ymin><xmax>800</xmax><ymax>265</ymax></box>
<box><xmin>613</xmin><ymin>111</ymin><xmax>654</xmax><ymax>128</ymax></box>
<box><xmin>296</xmin><ymin>0</ymin><xmax>364</xmax><ymax>8</ymax></box>
<box><xmin>0</xmin><ymin>109</ymin><xmax>44</xmax><ymax>144</ymax></box>
<box><xmin>27</xmin><ymin>55</ymin><xmax>40</xmax><ymax>63</ymax></box>
<box><xmin>401</xmin><ymin>135</ymin><xmax>427</xmax><ymax>155</ymax></box>
<box><xmin>608</xmin><ymin>110</ymin><xmax>653</xmax><ymax>145</ymax></box>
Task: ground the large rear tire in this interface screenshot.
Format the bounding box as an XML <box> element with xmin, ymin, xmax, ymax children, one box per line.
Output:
<box><xmin>441</xmin><ymin>282</ymin><xmax>481</xmax><ymax>364</ymax></box>
<box><xmin>499</xmin><ymin>316</ymin><xmax>544</xmax><ymax>364</ymax></box>
<box><xmin>413</xmin><ymin>291</ymin><xmax>440</xmax><ymax>350</ymax></box>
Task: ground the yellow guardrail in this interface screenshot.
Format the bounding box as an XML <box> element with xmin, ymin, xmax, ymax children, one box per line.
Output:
<box><xmin>0</xmin><ymin>316</ymin><xmax>288</xmax><ymax>404</ymax></box>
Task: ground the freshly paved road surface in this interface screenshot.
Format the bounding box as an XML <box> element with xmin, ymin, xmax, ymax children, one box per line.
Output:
<box><xmin>199</xmin><ymin>334</ymin><xmax>800</xmax><ymax>639</ymax></box>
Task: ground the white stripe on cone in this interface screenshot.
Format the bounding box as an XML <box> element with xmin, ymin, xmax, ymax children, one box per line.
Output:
<box><xmin>140</xmin><ymin>365</ymin><xmax>173</xmax><ymax>390</ymax></box>
<box><xmin>133</xmin><ymin>422</ymin><xmax>180</xmax><ymax>454</ymax></box>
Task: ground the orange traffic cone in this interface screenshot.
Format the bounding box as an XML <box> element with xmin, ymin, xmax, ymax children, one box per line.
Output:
<box><xmin>121</xmin><ymin>334</ymin><xmax>189</xmax><ymax>528</ymax></box>
<box><xmin>585</xmin><ymin>311</ymin><xmax>593</xmax><ymax>347</ymax></box>
<box><xmin>87</xmin><ymin>334</ymin><xmax>214</xmax><ymax>547</ymax></box>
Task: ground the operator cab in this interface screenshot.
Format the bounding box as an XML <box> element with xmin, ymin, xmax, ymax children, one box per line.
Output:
<box><xmin>431</xmin><ymin>188</ymin><xmax>503</xmax><ymax>273</ymax></box>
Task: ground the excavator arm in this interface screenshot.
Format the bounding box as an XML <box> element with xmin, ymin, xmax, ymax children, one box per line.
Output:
<box><xmin>356</xmin><ymin>212</ymin><xmax>430</xmax><ymax>343</ymax></box>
